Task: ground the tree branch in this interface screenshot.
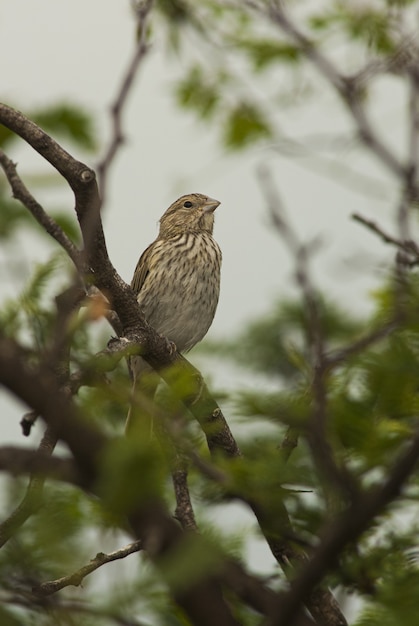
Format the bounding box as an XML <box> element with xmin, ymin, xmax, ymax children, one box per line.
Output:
<box><xmin>0</xmin><ymin>336</ymin><xmax>242</xmax><ymax>626</ymax></box>
<box><xmin>246</xmin><ymin>0</ymin><xmax>407</xmax><ymax>180</ymax></box>
<box><xmin>257</xmin><ymin>163</ymin><xmax>356</xmax><ymax>500</ymax></box>
<box><xmin>268</xmin><ymin>430</ymin><xmax>419</xmax><ymax>626</ymax></box>
<box><xmin>33</xmin><ymin>540</ymin><xmax>143</xmax><ymax>597</ymax></box>
<box><xmin>98</xmin><ymin>0</ymin><xmax>153</xmax><ymax>201</ymax></box>
<box><xmin>0</xmin><ymin>149</ymin><xmax>84</xmax><ymax>271</ymax></box>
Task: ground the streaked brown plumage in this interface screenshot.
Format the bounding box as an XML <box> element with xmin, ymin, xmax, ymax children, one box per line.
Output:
<box><xmin>127</xmin><ymin>193</ymin><xmax>222</xmax><ymax>429</ymax></box>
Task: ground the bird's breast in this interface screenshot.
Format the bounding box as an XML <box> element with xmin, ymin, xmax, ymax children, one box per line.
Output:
<box><xmin>137</xmin><ymin>232</ymin><xmax>221</xmax><ymax>352</ymax></box>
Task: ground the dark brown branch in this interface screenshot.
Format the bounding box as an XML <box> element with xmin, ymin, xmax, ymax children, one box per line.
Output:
<box><xmin>0</xmin><ymin>336</ymin><xmax>241</xmax><ymax>626</ymax></box>
<box><xmin>0</xmin><ymin>99</ymin><xmax>328</xmax><ymax>624</ymax></box>
<box><xmin>0</xmin><ymin>104</ymin><xmax>241</xmax><ymax>469</ymax></box>
<box><xmin>0</xmin><ymin>149</ymin><xmax>83</xmax><ymax>271</ymax></box>
<box><xmin>0</xmin><ymin>104</ymin><xmax>171</xmax><ymax>345</ymax></box>
<box><xmin>0</xmin><ymin>337</ymin><xmax>106</xmax><ymax>483</ymax></box>
<box><xmin>33</xmin><ymin>540</ymin><xmax>143</xmax><ymax>597</ymax></box>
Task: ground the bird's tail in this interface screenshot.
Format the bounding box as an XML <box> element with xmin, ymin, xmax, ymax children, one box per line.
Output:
<box><xmin>125</xmin><ymin>357</ymin><xmax>159</xmax><ymax>439</ymax></box>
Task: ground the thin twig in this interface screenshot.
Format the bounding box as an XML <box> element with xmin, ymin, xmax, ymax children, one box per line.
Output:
<box><xmin>352</xmin><ymin>211</ymin><xmax>419</xmax><ymax>262</ymax></box>
<box><xmin>97</xmin><ymin>0</ymin><xmax>153</xmax><ymax>201</ymax></box>
<box><xmin>33</xmin><ymin>540</ymin><xmax>143</xmax><ymax>597</ymax></box>
<box><xmin>246</xmin><ymin>0</ymin><xmax>407</xmax><ymax>180</ymax></box>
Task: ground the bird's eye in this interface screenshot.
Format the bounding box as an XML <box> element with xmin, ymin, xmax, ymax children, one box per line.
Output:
<box><xmin>183</xmin><ymin>201</ymin><xmax>193</xmax><ymax>208</ymax></box>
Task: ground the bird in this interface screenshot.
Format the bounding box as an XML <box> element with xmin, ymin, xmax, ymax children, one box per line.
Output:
<box><xmin>126</xmin><ymin>192</ymin><xmax>222</xmax><ymax>434</ymax></box>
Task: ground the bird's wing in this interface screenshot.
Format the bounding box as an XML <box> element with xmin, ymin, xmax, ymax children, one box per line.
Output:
<box><xmin>130</xmin><ymin>242</ymin><xmax>155</xmax><ymax>295</ymax></box>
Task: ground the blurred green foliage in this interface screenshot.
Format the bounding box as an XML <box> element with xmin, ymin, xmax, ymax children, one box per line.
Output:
<box><xmin>2</xmin><ymin>1</ymin><xmax>419</xmax><ymax>625</ymax></box>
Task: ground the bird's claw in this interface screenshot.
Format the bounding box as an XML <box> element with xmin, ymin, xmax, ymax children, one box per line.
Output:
<box><xmin>163</xmin><ymin>337</ymin><xmax>177</xmax><ymax>355</ymax></box>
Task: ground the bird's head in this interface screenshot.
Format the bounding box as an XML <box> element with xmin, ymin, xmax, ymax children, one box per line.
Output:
<box><xmin>159</xmin><ymin>193</ymin><xmax>220</xmax><ymax>238</ymax></box>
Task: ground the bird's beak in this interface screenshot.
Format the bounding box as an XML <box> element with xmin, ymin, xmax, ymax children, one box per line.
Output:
<box><xmin>203</xmin><ymin>196</ymin><xmax>220</xmax><ymax>213</ymax></box>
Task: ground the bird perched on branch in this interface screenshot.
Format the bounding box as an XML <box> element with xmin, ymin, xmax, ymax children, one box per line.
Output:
<box><xmin>126</xmin><ymin>192</ymin><xmax>222</xmax><ymax>433</ymax></box>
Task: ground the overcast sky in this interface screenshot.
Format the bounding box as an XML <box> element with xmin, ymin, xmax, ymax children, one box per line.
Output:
<box><xmin>0</xmin><ymin>1</ymin><xmax>402</xmax><ymax>442</ymax></box>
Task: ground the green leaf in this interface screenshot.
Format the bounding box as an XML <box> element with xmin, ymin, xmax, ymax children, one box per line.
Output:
<box><xmin>237</xmin><ymin>38</ymin><xmax>302</xmax><ymax>70</ymax></box>
<box><xmin>309</xmin><ymin>6</ymin><xmax>396</xmax><ymax>54</ymax></box>
<box><xmin>175</xmin><ymin>65</ymin><xmax>220</xmax><ymax>119</ymax></box>
<box><xmin>223</xmin><ymin>102</ymin><xmax>271</xmax><ymax>149</ymax></box>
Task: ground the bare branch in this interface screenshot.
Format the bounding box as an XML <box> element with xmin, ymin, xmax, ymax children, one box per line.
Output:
<box><xmin>0</xmin><ymin>104</ymin><xmax>168</xmax><ymax>340</ymax></box>
<box><xmin>0</xmin><ymin>336</ymin><xmax>106</xmax><ymax>483</ymax></box>
<box><xmin>33</xmin><ymin>540</ymin><xmax>143</xmax><ymax>597</ymax></box>
<box><xmin>352</xmin><ymin>212</ymin><xmax>417</xmax><ymax>252</ymax></box>
<box><xmin>352</xmin><ymin>211</ymin><xmax>419</xmax><ymax>264</ymax></box>
<box><xmin>98</xmin><ymin>0</ymin><xmax>153</xmax><ymax>201</ymax></box>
